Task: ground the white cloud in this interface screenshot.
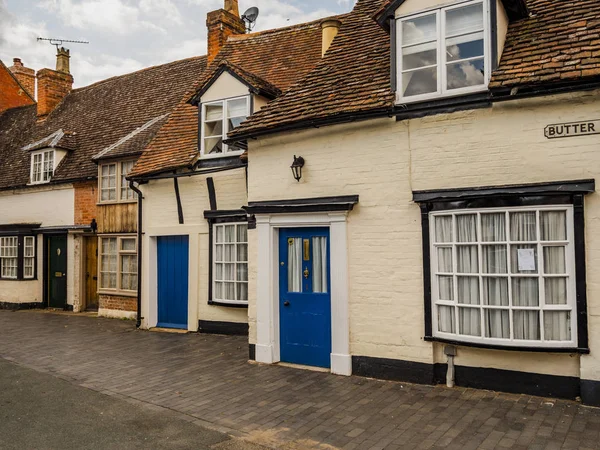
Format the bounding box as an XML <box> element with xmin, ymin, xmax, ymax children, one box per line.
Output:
<box><xmin>140</xmin><ymin>0</ymin><xmax>183</xmax><ymax>25</ymax></box>
<box><xmin>72</xmin><ymin>53</ymin><xmax>146</xmax><ymax>85</ymax></box>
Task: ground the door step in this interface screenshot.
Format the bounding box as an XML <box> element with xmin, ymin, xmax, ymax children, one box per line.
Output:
<box><xmin>150</xmin><ymin>327</ymin><xmax>189</xmax><ymax>334</ymax></box>
<box><xmin>276</xmin><ymin>362</ymin><xmax>330</xmax><ymax>373</ymax></box>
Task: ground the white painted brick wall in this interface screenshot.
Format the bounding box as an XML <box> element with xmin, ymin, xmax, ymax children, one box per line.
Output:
<box><xmin>247</xmin><ymin>89</ymin><xmax>600</xmax><ymax>378</ymax></box>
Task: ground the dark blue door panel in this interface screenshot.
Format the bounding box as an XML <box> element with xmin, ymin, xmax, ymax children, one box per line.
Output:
<box><xmin>157</xmin><ymin>236</ymin><xmax>189</xmax><ymax>329</ymax></box>
<box><xmin>279</xmin><ymin>228</ymin><xmax>331</xmax><ymax>368</ymax></box>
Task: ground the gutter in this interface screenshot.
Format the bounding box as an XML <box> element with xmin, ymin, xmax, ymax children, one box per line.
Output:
<box><xmin>129</xmin><ymin>180</ymin><xmax>145</xmax><ymax>328</ymax></box>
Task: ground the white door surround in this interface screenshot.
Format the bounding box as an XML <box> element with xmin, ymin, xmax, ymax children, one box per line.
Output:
<box><xmin>254</xmin><ymin>212</ymin><xmax>351</xmax><ymax>376</ymax></box>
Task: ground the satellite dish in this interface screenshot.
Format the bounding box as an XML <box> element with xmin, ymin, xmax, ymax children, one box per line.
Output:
<box><xmin>242</xmin><ymin>7</ymin><xmax>259</xmax><ymax>31</ymax></box>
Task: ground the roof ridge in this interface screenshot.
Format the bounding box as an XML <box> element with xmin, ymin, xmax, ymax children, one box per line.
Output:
<box><xmin>71</xmin><ymin>55</ymin><xmax>207</xmax><ymax>92</ymax></box>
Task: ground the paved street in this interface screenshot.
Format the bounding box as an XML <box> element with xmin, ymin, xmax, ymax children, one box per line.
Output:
<box><xmin>1</xmin><ymin>310</ymin><xmax>600</xmax><ymax>449</ymax></box>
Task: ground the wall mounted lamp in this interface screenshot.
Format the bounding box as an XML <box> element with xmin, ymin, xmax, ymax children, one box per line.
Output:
<box><xmin>290</xmin><ymin>155</ymin><xmax>305</xmax><ymax>182</ymax></box>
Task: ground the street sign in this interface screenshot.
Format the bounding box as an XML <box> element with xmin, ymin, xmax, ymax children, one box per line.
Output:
<box><xmin>545</xmin><ymin>120</ymin><xmax>600</xmax><ymax>139</ymax></box>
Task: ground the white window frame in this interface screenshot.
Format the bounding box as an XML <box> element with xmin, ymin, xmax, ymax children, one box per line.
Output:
<box><xmin>98</xmin><ymin>235</ymin><xmax>138</xmax><ymax>295</ymax></box>
<box><xmin>30</xmin><ymin>149</ymin><xmax>55</xmax><ymax>184</ymax></box>
<box><xmin>98</xmin><ymin>160</ymin><xmax>137</xmax><ymax>204</ymax></box>
<box><xmin>212</xmin><ymin>222</ymin><xmax>248</xmax><ymax>305</ymax></box>
<box><xmin>23</xmin><ymin>236</ymin><xmax>35</xmax><ymax>279</ymax></box>
<box><xmin>396</xmin><ymin>0</ymin><xmax>491</xmax><ymax>104</ymax></box>
<box><xmin>200</xmin><ymin>95</ymin><xmax>250</xmax><ymax>159</ymax></box>
<box><xmin>430</xmin><ymin>205</ymin><xmax>578</xmax><ymax>349</ymax></box>
<box><xmin>0</xmin><ymin>236</ymin><xmax>19</xmax><ymax>279</ymax></box>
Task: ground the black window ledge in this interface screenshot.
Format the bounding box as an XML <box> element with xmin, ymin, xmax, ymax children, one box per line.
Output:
<box><xmin>245</xmin><ymin>195</ymin><xmax>359</xmax><ymax>215</ymax></box>
<box><xmin>425</xmin><ymin>336</ymin><xmax>590</xmax><ymax>355</ymax></box>
<box><xmin>208</xmin><ymin>300</ymin><xmax>249</xmax><ymax>309</ymax></box>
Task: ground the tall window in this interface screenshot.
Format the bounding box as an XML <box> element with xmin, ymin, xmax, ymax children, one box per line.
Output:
<box><xmin>31</xmin><ymin>150</ymin><xmax>55</xmax><ymax>183</ymax></box>
<box><xmin>99</xmin><ymin>236</ymin><xmax>137</xmax><ymax>293</ymax></box>
<box><xmin>24</xmin><ymin>236</ymin><xmax>35</xmax><ymax>279</ymax></box>
<box><xmin>99</xmin><ymin>161</ymin><xmax>136</xmax><ymax>203</ymax></box>
<box><xmin>397</xmin><ymin>0</ymin><xmax>488</xmax><ymax>102</ymax></box>
<box><xmin>201</xmin><ymin>96</ymin><xmax>248</xmax><ymax>157</ymax></box>
<box><xmin>213</xmin><ymin>223</ymin><xmax>248</xmax><ymax>304</ymax></box>
<box><xmin>0</xmin><ymin>237</ymin><xmax>18</xmax><ymax>279</ymax></box>
<box><xmin>431</xmin><ymin>206</ymin><xmax>576</xmax><ymax>347</ymax></box>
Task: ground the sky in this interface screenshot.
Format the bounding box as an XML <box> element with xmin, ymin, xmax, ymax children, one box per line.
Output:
<box><xmin>0</xmin><ymin>0</ymin><xmax>355</xmax><ymax>88</ymax></box>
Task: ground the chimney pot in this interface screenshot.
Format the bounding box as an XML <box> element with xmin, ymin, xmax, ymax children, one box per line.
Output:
<box><xmin>56</xmin><ymin>47</ymin><xmax>71</xmax><ymax>74</ymax></box>
<box><xmin>13</xmin><ymin>58</ymin><xmax>23</xmax><ymax>67</ymax></box>
<box><xmin>320</xmin><ymin>19</ymin><xmax>342</xmax><ymax>57</ymax></box>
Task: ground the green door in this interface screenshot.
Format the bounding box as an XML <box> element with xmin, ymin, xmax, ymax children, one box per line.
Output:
<box><xmin>48</xmin><ymin>235</ymin><xmax>67</xmax><ymax>308</ymax></box>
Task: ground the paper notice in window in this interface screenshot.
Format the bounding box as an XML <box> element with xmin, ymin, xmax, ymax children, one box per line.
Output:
<box><xmin>517</xmin><ymin>249</ymin><xmax>536</xmax><ymax>271</ymax></box>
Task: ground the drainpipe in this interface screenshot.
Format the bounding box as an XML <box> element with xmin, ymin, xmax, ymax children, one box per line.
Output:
<box><xmin>129</xmin><ymin>181</ymin><xmax>144</xmax><ymax>328</ymax></box>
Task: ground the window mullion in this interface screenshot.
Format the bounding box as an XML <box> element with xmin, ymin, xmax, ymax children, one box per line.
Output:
<box><xmin>506</xmin><ymin>211</ymin><xmax>514</xmax><ymax>341</ymax></box>
<box><xmin>536</xmin><ymin>209</ymin><xmax>545</xmax><ymax>343</ymax></box>
<box><xmin>438</xmin><ymin>9</ymin><xmax>444</xmax><ymax>95</ymax></box>
<box><xmin>452</xmin><ymin>214</ymin><xmax>459</xmax><ymax>335</ymax></box>
<box><xmin>477</xmin><ymin>212</ymin><xmax>485</xmax><ymax>339</ymax></box>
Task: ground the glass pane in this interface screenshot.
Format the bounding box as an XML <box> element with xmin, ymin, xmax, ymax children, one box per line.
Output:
<box><xmin>459</xmin><ymin>307</ymin><xmax>481</xmax><ymax>336</ymax></box>
<box><xmin>237</xmin><ymin>244</ymin><xmax>248</xmax><ymax>262</ymax></box>
<box><xmin>446</xmin><ymin>58</ymin><xmax>485</xmax><ymax>90</ymax></box>
<box><xmin>438</xmin><ymin>276</ymin><xmax>453</xmax><ymax>300</ymax></box>
<box><xmin>445</xmin><ymin>2</ymin><xmax>484</xmax><ymax>36</ymax></box>
<box><xmin>287</xmin><ymin>238</ymin><xmax>302</xmax><ymax>293</ymax></box>
<box><xmin>437</xmin><ymin>247</ymin><xmax>452</xmax><ymax>272</ymax></box>
<box><xmin>204</xmin><ymin>136</ymin><xmax>223</xmax><ymax>154</ymax></box>
<box><xmin>237</xmin><ymin>283</ymin><xmax>248</xmax><ymax>301</ymax></box>
<box><xmin>514</xmin><ymin>311</ymin><xmax>540</xmax><ymax>340</ymax></box>
<box><xmin>215</xmin><ymin>263</ymin><xmax>223</xmax><ymax>281</ymax></box>
<box><xmin>544</xmin><ymin>311</ymin><xmax>571</xmax><ymax>341</ymax></box>
<box><xmin>229</xmin><ymin>117</ymin><xmax>246</xmax><ymax>130</ymax></box>
<box><xmin>121</xmin><ymin>238</ymin><xmax>136</xmax><ymax>251</ymax></box>
<box><xmin>216</xmin><ymin>226</ymin><xmax>224</xmax><ymax>243</ymax></box>
<box><xmin>215</xmin><ymin>282</ymin><xmax>223</xmax><ymax>299</ymax></box>
<box><xmin>402</xmin><ymin>67</ymin><xmax>437</xmax><ymax>97</ymax></box>
<box><xmin>457</xmin><ymin>214</ymin><xmax>477</xmax><ymax>242</ymax></box>
<box><xmin>224</xmin><ymin>263</ymin><xmax>235</xmax><ymax>281</ymax></box>
<box><xmin>402</xmin><ymin>13</ymin><xmax>437</xmax><ymax>46</ymax></box>
<box><xmin>237</xmin><ymin>225</ymin><xmax>248</xmax><ymax>243</ymax></box>
<box><xmin>543</xmin><ymin>246</ymin><xmax>566</xmax><ymax>274</ymax></box>
<box><xmin>237</xmin><ymin>263</ymin><xmax>248</xmax><ymax>282</ymax></box>
<box><xmin>481</xmin><ymin>213</ymin><xmax>506</xmax><ymax>242</ymax></box>
<box><xmin>510</xmin><ymin>212</ymin><xmax>537</xmax><ymax>241</ymax></box>
<box><xmin>215</xmin><ymin>244</ymin><xmax>223</xmax><ymax>262</ymax></box>
<box><xmin>545</xmin><ymin>278</ymin><xmax>567</xmax><ymax>305</ymax></box>
<box><xmin>512</xmin><ymin>278</ymin><xmax>539</xmax><ymax>307</ymax></box>
<box><xmin>434</xmin><ymin>216</ymin><xmax>453</xmax><ymax>243</ymax></box>
<box><xmin>457</xmin><ymin>245</ymin><xmax>478</xmax><ymax>273</ymax></box>
<box><xmin>446</xmin><ymin>32</ymin><xmax>484</xmax><ymax>61</ymax></box>
<box><xmin>224</xmin><ymin>282</ymin><xmax>235</xmax><ymax>300</ymax></box>
<box><xmin>312</xmin><ymin>237</ymin><xmax>328</xmax><ymax>293</ymax></box>
<box><xmin>457</xmin><ymin>276</ymin><xmax>479</xmax><ymax>305</ymax></box>
<box><xmin>224</xmin><ymin>225</ymin><xmax>235</xmax><ymax>242</ymax></box>
<box><xmin>224</xmin><ymin>244</ymin><xmax>235</xmax><ymax>262</ymax></box>
<box><xmin>485</xmin><ymin>310</ymin><xmax>509</xmax><ymax>339</ymax></box>
<box><xmin>438</xmin><ymin>305</ymin><xmax>455</xmax><ymax>333</ymax></box>
<box><xmin>511</xmin><ymin>245</ymin><xmax>538</xmax><ymax>274</ymax></box>
<box><xmin>227</xmin><ymin>98</ymin><xmax>248</xmax><ymax>118</ymax></box>
<box><xmin>102</xmin><ymin>238</ymin><xmax>116</xmax><ymax>254</ymax></box>
<box><xmin>402</xmin><ymin>43</ymin><xmax>437</xmax><ymax>70</ymax></box>
<box><xmin>482</xmin><ymin>245</ymin><xmax>507</xmax><ymax>274</ymax></box>
<box><xmin>482</xmin><ymin>277</ymin><xmax>508</xmax><ymax>306</ymax></box>
<box><xmin>540</xmin><ymin>211</ymin><xmax>567</xmax><ymax>241</ymax></box>
<box><xmin>205</xmin><ymin>103</ymin><xmax>223</xmax><ymax>121</ymax></box>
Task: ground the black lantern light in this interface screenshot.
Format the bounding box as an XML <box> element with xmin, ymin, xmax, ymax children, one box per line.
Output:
<box><xmin>290</xmin><ymin>155</ymin><xmax>305</xmax><ymax>182</ymax></box>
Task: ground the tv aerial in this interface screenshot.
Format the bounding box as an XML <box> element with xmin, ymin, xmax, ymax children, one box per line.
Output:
<box><xmin>37</xmin><ymin>37</ymin><xmax>89</xmax><ymax>50</ymax></box>
<box><xmin>241</xmin><ymin>7</ymin><xmax>259</xmax><ymax>32</ymax></box>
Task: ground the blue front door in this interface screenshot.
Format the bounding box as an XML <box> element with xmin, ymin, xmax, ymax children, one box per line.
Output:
<box><xmin>157</xmin><ymin>235</ymin><xmax>189</xmax><ymax>329</ymax></box>
<box><xmin>279</xmin><ymin>228</ymin><xmax>331</xmax><ymax>368</ymax></box>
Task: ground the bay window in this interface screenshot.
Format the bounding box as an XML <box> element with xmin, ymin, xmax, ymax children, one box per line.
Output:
<box><xmin>431</xmin><ymin>206</ymin><xmax>577</xmax><ymax>347</ymax></box>
<box><xmin>397</xmin><ymin>0</ymin><xmax>489</xmax><ymax>103</ymax></box>
<box><xmin>31</xmin><ymin>150</ymin><xmax>55</xmax><ymax>184</ymax></box>
<box><xmin>201</xmin><ymin>96</ymin><xmax>249</xmax><ymax>157</ymax></box>
<box><xmin>99</xmin><ymin>236</ymin><xmax>137</xmax><ymax>293</ymax></box>
<box><xmin>99</xmin><ymin>160</ymin><xmax>136</xmax><ymax>203</ymax></box>
<box><xmin>212</xmin><ymin>223</ymin><xmax>248</xmax><ymax>305</ymax></box>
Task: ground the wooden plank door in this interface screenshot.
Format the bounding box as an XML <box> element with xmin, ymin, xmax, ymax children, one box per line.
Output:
<box><xmin>85</xmin><ymin>237</ymin><xmax>99</xmax><ymax>310</ymax></box>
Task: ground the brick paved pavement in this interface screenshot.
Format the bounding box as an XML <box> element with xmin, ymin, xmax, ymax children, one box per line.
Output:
<box><xmin>1</xmin><ymin>310</ymin><xmax>600</xmax><ymax>450</ymax></box>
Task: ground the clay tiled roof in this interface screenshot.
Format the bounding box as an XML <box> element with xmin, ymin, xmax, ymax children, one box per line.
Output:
<box><xmin>0</xmin><ymin>56</ymin><xmax>207</xmax><ymax>190</ymax></box>
<box><xmin>230</xmin><ymin>0</ymin><xmax>600</xmax><ymax>139</ymax></box>
<box><xmin>489</xmin><ymin>0</ymin><xmax>600</xmax><ymax>89</ymax></box>
<box><xmin>130</xmin><ymin>18</ymin><xmax>328</xmax><ymax>177</ymax></box>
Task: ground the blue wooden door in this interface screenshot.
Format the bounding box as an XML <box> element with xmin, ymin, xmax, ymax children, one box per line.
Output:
<box><xmin>279</xmin><ymin>228</ymin><xmax>331</xmax><ymax>368</ymax></box>
<box><xmin>157</xmin><ymin>236</ymin><xmax>189</xmax><ymax>329</ymax></box>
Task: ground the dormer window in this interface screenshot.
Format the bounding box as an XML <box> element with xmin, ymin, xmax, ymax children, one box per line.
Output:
<box><xmin>30</xmin><ymin>150</ymin><xmax>55</xmax><ymax>184</ymax></box>
<box><xmin>397</xmin><ymin>0</ymin><xmax>489</xmax><ymax>103</ymax></box>
<box><xmin>201</xmin><ymin>96</ymin><xmax>249</xmax><ymax>157</ymax></box>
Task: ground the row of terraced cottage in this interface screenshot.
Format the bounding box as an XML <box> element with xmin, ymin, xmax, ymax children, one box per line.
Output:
<box><xmin>2</xmin><ymin>0</ymin><xmax>600</xmax><ymax>404</ymax></box>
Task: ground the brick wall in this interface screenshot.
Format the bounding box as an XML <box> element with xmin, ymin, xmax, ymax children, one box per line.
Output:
<box><xmin>8</xmin><ymin>58</ymin><xmax>35</xmax><ymax>99</ymax></box>
<box><xmin>206</xmin><ymin>9</ymin><xmax>245</xmax><ymax>63</ymax></box>
<box><xmin>247</xmin><ymin>89</ymin><xmax>600</xmax><ymax>380</ymax></box>
<box><xmin>99</xmin><ymin>294</ymin><xmax>137</xmax><ymax>312</ymax></box>
<box><xmin>0</xmin><ymin>63</ymin><xmax>35</xmax><ymax>113</ymax></box>
<box><xmin>74</xmin><ymin>180</ymin><xmax>97</xmax><ymax>226</ymax></box>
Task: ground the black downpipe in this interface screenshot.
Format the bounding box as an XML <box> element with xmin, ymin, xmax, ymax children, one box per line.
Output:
<box><xmin>129</xmin><ymin>180</ymin><xmax>144</xmax><ymax>328</ymax></box>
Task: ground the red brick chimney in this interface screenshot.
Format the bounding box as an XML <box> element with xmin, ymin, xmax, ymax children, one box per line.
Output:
<box><xmin>207</xmin><ymin>0</ymin><xmax>246</xmax><ymax>63</ymax></box>
<box><xmin>8</xmin><ymin>58</ymin><xmax>35</xmax><ymax>99</ymax></box>
<box><xmin>36</xmin><ymin>47</ymin><xmax>73</xmax><ymax>119</ymax></box>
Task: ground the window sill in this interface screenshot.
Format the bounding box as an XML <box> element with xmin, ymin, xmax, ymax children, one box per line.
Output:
<box><xmin>199</xmin><ymin>151</ymin><xmax>245</xmax><ymax>160</ymax></box>
<box><xmin>208</xmin><ymin>300</ymin><xmax>248</xmax><ymax>309</ymax></box>
<box><xmin>97</xmin><ymin>200</ymin><xmax>137</xmax><ymax>206</ymax></box>
<box><xmin>98</xmin><ymin>290</ymin><xmax>137</xmax><ymax>298</ymax></box>
<box><xmin>424</xmin><ymin>336</ymin><xmax>590</xmax><ymax>354</ymax></box>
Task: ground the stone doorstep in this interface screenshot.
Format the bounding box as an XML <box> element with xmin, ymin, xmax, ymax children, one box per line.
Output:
<box><xmin>150</xmin><ymin>327</ymin><xmax>190</xmax><ymax>334</ymax></box>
